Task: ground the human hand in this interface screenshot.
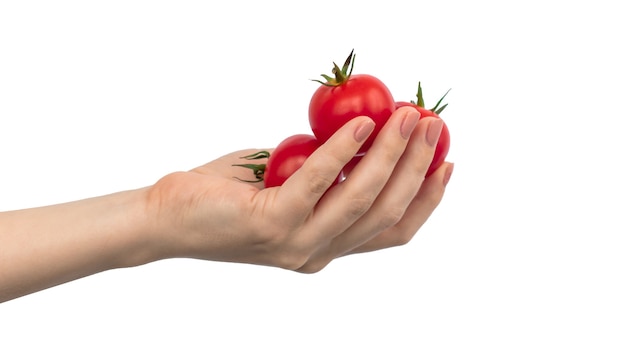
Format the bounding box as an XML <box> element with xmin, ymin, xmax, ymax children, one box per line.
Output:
<box><xmin>143</xmin><ymin>106</ymin><xmax>453</xmax><ymax>273</ymax></box>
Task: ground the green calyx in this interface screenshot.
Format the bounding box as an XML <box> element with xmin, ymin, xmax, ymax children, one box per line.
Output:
<box><xmin>312</xmin><ymin>49</ymin><xmax>356</xmax><ymax>87</ymax></box>
<box><xmin>411</xmin><ymin>82</ymin><xmax>451</xmax><ymax>115</ymax></box>
<box><xmin>231</xmin><ymin>150</ymin><xmax>270</xmax><ymax>183</ymax></box>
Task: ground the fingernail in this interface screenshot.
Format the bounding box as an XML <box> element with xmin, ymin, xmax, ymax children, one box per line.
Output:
<box><xmin>426</xmin><ymin>119</ymin><xmax>444</xmax><ymax>147</ymax></box>
<box><xmin>443</xmin><ymin>163</ymin><xmax>454</xmax><ymax>186</ymax></box>
<box><xmin>354</xmin><ymin>119</ymin><xmax>375</xmax><ymax>143</ymax></box>
<box><xmin>400</xmin><ymin>109</ymin><xmax>420</xmax><ymax>139</ymax></box>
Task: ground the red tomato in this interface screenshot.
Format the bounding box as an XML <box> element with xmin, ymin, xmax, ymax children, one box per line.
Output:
<box><xmin>264</xmin><ymin>134</ymin><xmax>326</xmax><ymax>188</ymax></box>
<box><xmin>395</xmin><ymin>83</ymin><xmax>451</xmax><ymax>177</ymax></box>
<box><xmin>233</xmin><ymin>134</ymin><xmax>341</xmax><ymax>188</ymax></box>
<box><xmin>308</xmin><ymin>51</ymin><xmax>395</xmax><ymax>154</ymax></box>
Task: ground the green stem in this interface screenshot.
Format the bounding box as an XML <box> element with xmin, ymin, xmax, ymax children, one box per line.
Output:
<box><xmin>231</xmin><ymin>151</ymin><xmax>271</xmax><ymax>183</ymax></box>
<box><xmin>312</xmin><ymin>49</ymin><xmax>356</xmax><ymax>87</ymax></box>
<box><xmin>412</xmin><ymin>82</ymin><xmax>451</xmax><ymax>115</ymax></box>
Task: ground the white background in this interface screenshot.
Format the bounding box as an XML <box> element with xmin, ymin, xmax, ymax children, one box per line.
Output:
<box><xmin>1</xmin><ymin>0</ymin><xmax>625</xmax><ymax>341</ymax></box>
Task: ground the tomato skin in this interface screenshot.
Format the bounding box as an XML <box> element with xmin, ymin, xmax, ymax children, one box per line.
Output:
<box><xmin>309</xmin><ymin>74</ymin><xmax>395</xmax><ymax>154</ymax></box>
<box><xmin>264</xmin><ymin>134</ymin><xmax>341</xmax><ymax>188</ymax></box>
<box><xmin>395</xmin><ymin>101</ymin><xmax>450</xmax><ymax>177</ymax></box>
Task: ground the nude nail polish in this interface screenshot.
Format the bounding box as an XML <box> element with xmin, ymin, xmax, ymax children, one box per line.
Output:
<box><xmin>400</xmin><ymin>110</ymin><xmax>420</xmax><ymax>139</ymax></box>
<box><xmin>426</xmin><ymin>119</ymin><xmax>444</xmax><ymax>147</ymax></box>
<box><xmin>354</xmin><ymin>120</ymin><xmax>375</xmax><ymax>143</ymax></box>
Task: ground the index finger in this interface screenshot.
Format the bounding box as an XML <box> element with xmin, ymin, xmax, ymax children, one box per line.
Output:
<box><xmin>275</xmin><ymin>116</ymin><xmax>375</xmax><ymax>222</ymax></box>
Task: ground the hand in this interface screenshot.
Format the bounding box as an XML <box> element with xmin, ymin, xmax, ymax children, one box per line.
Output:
<box><xmin>144</xmin><ymin>106</ymin><xmax>454</xmax><ymax>273</ymax></box>
<box><xmin>0</xmin><ymin>106</ymin><xmax>453</xmax><ymax>302</ymax></box>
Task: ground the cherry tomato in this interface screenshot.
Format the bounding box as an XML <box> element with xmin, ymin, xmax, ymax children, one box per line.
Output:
<box><xmin>264</xmin><ymin>134</ymin><xmax>328</xmax><ymax>188</ymax></box>
<box><xmin>308</xmin><ymin>50</ymin><xmax>395</xmax><ymax>154</ymax></box>
<box><xmin>395</xmin><ymin>83</ymin><xmax>451</xmax><ymax>177</ymax></box>
<box><xmin>233</xmin><ymin>134</ymin><xmax>341</xmax><ymax>188</ymax></box>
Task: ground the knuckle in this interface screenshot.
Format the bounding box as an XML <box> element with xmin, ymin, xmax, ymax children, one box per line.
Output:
<box><xmin>393</xmin><ymin>230</ymin><xmax>416</xmax><ymax>247</ymax></box>
<box><xmin>376</xmin><ymin>206</ymin><xmax>406</xmax><ymax>229</ymax></box>
<box><xmin>274</xmin><ymin>251</ymin><xmax>310</xmax><ymax>271</ymax></box>
<box><xmin>387</xmin><ymin>225</ymin><xmax>420</xmax><ymax>247</ymax></box>
<box><xmin>415</xmin><ymin>185</ymin><xmax>445</xmax><ymax>211</ymax></box>
<box><xmin>296</xmin><ymin>258</ymin><xmax>330</xmax><ymax>274</ymax></box>
<box><xmin>307</xmin><ymin>172</ymin><xmax>334</xmax><ymax>196</ymax></box>
<box><xmin>304</xmin><ymin>155</ymin><xmax>344</xmax><ymax>195</ymax></box>
<box><xmin>416</xmin><ymin>161</ymin><xmax>432</xmax><ymax>178</ymax></box>
<box><xmin>346</xmin><ymin>196</ymin><xmax>375</xmax><ymax>218</ymax></box>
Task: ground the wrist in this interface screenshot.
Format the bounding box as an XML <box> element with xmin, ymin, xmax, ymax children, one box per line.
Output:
<box><xmin>107</xmin><ymin>186</ymin><xmax>169</xmax><ymax>269</ymax></box>
<box><xmin>133</xmin><ymin>172</ymin><xmax>195</xmax><ymax>265</ymax></box>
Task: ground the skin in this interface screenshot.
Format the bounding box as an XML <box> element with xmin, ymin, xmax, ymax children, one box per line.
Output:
<box><xmin>0</xmin><ymin>106</ymin><xmax>453</xmax><ymax>303</ymax></box>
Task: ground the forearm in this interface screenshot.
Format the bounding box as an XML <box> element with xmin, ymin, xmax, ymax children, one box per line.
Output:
<box><xmin>0</xmin><ymin>187</ymin><xmax>157</xmax><ymax>302</ymax></box>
